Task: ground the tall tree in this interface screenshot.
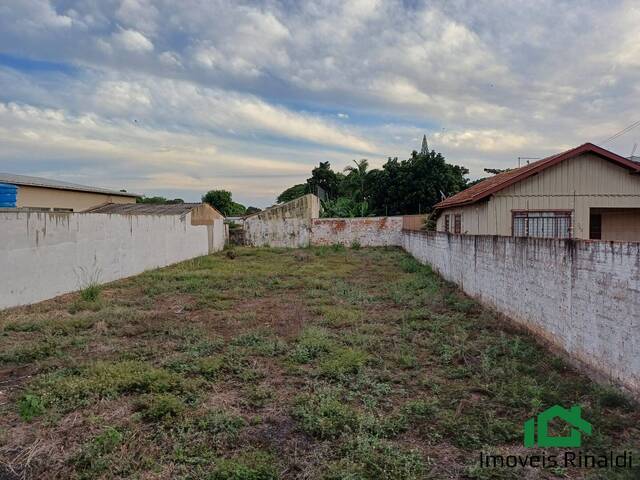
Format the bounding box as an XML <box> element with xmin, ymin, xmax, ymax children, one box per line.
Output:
<box><xmin>277</xmin><ymin>183</ymin><xmax>309</xmax><ymax>204</ymax></box>
<box><xmin>306</xmin><ymin>162</ymin><xmax>342</xmax><ymax>200</ymax></box>
<box><xmin>343</xmin><ymin>159</ymin><xmax>370</xmax><ymax>216</ymax></box>
<box><xmin>202</xmin><ymin>190</ymin><xmax>246</xmax><ymax>216</ymax></box>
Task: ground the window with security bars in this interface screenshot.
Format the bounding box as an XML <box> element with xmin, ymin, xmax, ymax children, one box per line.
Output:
<box><xmin>512</xmin><ymin>211</ymin><xmax>572</xmax><ymax>239</ymax></box>
<box><xmin>454</xmin><ymin>214</ymin><xmax>462</xmax><ymax>234</ymax></box>
<box><xmin>444</xmin><ymin>215</ymin><xmax>450</xmax><ymax>233</ymax></box>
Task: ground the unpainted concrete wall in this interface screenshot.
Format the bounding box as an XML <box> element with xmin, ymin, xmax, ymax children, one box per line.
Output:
<box><xmin>243</xmin><ymin>194</ymin><xmax>320</xmax><ymax>248</ymax></box>
<box><xmin>402</xmin><ymin>231</ymin><xmax>640</xmax><ymax>398</ymax></box>
<box><xmin>311</xmin><ymin>216</ymin><xmax>403</xmax><ymax>246</ymax></box>
<box><xmin>0</xmin><ymin>212</ymin><xmax>225</xmax><ymax>310</ymax></box>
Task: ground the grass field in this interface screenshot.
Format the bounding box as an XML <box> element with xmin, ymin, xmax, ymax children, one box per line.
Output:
<box><xmin>0</xmin><ymin>247</ymin><xmax>638</xmax><ymax>479</ymax></box>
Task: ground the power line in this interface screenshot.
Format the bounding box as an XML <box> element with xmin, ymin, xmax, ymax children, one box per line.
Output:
<box><xmin>602</xmin><ymin>120</ymin><xmax>640</xmax><ymax>144</ymax></box>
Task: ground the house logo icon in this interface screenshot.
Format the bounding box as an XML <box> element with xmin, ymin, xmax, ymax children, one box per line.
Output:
<box><xmin>524</xmin><ymin>405</ymin><xmax>592</xmax><ymax>448</ymax></box>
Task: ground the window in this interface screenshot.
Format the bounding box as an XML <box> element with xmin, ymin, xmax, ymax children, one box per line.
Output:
<box><xmin>589</xmin><ymin>212</ymin><xmax>602</xmax><ymax>240</ymax></box>
<box><xmin>512</xmin><ymin>211</ymin><xmax>572</xmax><ymax>239</ymax></box>
<box><xmin>444</xmin><ymin>215</ymin><xmax>450</xmax><ymax>233</ymax></box>
<box><xmin>454</xmin><ymin>214</ymin><xmax>462</xmax><ymax>234</ymax></box>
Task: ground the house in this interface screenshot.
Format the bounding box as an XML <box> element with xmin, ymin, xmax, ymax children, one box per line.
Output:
<box><xmin>0</xmin><ymin>173</ymin><xmax>139</xmax><ymax>212</ymax></box>
<box><xmin>434</xmin><ymin>143</ymin><xmax>640</xmax><ymax>241</ymax></box>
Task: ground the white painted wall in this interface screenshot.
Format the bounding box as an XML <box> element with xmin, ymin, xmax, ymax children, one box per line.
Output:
<box><xmin>0</xmin><ymin>211</ymin><xmax>224</xmax><ymax>309</ymax></box>
<box><xmin>402</xmin><ymin>231</ymin><xmax>640</xmax><ymax>399</ymax></box>
<box><xmin>244</xmin><ymin>194</ymin><xmax>320</xmax><ymax>248</ymax></box>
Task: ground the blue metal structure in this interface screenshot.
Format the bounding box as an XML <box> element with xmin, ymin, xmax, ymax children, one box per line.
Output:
<box><xmin>0</xmin><ymin>183</ymin><xmax>18</xmax><ymax>208</ymax></box>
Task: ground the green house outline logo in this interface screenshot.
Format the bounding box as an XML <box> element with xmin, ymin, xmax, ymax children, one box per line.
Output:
<box><xmin>524</xmin><ymin>405</ymin><xmax>592</xmax><ymax>448</ymax></box>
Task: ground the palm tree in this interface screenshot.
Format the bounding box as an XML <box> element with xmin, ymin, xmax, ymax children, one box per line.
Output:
<box><xmin>344</xmin><ymin>159</ymin><xmax>369</xmax><ymax>216</ymax></box>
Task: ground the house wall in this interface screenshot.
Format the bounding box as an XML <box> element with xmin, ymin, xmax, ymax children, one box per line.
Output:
<box><xmin>402</xmin><ymin>230</ymin><xmax>640</xmax><ymax>399</ymax></box>
<box><xmin>601</xmin><ymin>209</ymin><xmax>640</xmax><ymax>241</ymax></box>
<box><xmin>244</xmin><ymin>194</ymin><xmax>320</xmax><ymax>248</ymax></box>
<box><xmin>436</xmin><ymin>153</ymin><xmax>640</xmax><ymax>239</ymax></box>
<box><xmin>16</xmin><ymin>185</ymin><xmax>136</xmax><ymax>212</ymax></box>
<box><xmin>0</xmin><ymin>211</ymin><xmax>224</xmax><ymax>310</ymax></box>
<box><xmin>311</xmin><ymin>217</ymin><xmax>403</xmax><ymax>247</ymax></box>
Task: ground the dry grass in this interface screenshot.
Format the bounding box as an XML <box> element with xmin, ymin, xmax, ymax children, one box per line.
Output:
<box><xmin>0</xmin><ymin>247</ymin><xmax>637</xmax><ymax>479</ymax></box>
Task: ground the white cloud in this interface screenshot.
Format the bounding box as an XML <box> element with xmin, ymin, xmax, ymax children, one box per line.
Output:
<box><xmin>112</xmin><ymin>28</ymin><xmax>154</xmax><ymax>53</ymax></box>
<box><xmin>2</xmin><ymin>0</ymin><xmax>640</xmax><ymax>204</ymax></box>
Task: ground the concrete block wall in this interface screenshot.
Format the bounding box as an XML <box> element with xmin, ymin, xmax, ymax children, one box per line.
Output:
<box><xmin>0</xmin><ymin>212</ymin><xmax>225</xmax><ymax>310</ymax></box>
<box><xmin>402</xmin><ymin>230</ymin><xmax>640</xmax><ymax>398</ymax></box>
<box><xmin>244</xmin><ymin>194</ymin><xmax>320</xmax><ymax>248</ymax></box>
<box><xmin>311</xmin><ymin>216</ymin><xmax>403</xmax><ymax>247</ymax></box>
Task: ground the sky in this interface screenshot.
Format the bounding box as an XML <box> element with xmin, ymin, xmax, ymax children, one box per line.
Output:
<box><xmin>2</xmin><ymin>0</ymin><xmax>640</xmax><ymax>207</ymax></box>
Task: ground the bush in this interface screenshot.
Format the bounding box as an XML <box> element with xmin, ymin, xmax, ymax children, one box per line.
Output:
<box><xmin>18</xmin><ymin>394</ymin><xmax>45</xmax><ymax>421</ymax></box>
<box><xmin>26</xmin><ymin>360</ymin><xmax>193</xmax><ymax>413</ymax></box>
<box><xmin>292</xmin><ymin>390</ymin><xmax>358</xmax><ymax>440</ymax></box>
<box><xmin>319</xmin><ymin>348</ymin><xmax>369</xmax><ymax>379</ymax></box>
<box><xmin>326</xmin><ymin>435</ymin><xmax>425</xmax><ymax>480</ymax></box>
<box><xmin>210</xmin><ymin>451</ymin><xmax>278</xmax><ymax>480</ymax></box>
<box><xmin>137</xmin><ymin>393</ymin><xmax>185</xmax><ymax>421</ymax></box>
<box><xmin>290</xmin><ymin>327</ymin><xmax>335</xmax><ymax>364</ymax></box>
<box><xmin>80</xmin><ymin>283</ymin><xmax>101</xmax><ymax>302</ymax></box>
<box><xmin>350</xmin><ymin>240</ymin><xmax>361</xmax><ymax>250</ymax></box>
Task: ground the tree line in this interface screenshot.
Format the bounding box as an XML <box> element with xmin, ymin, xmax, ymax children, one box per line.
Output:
<box><xmin>277</xmin><ymin>147</ymin><xmax>469</xmax><ymax>217</ymax></box>
<box><xmin>138</xmin><ymin>144</ymin><xmax>476</xmax><ymax>218</ymax></box>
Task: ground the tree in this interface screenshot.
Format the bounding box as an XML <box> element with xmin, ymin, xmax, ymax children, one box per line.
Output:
<box><xmin>245</xmin><ymin>206</ymin><xmax>262</xmax><ymax>215</ymax></box>
<box><xmin>137</xmin><ymin>196</ymin><xmax>184</xmax><ymax>204</ymax></box>
<box><xmin>277</xmin><ymin>184</ymin><xmax>309</xmax><ymax>203</ymax></box>
<box><xmin>343</xmin><ymin>159</ymin><xmax>370</xmax><ymax>216</ymax></box>
<box><xmin>306</xmin><ymin>162</ymin><xmax>342</xmax><ymax>200</ymax></box>
<box><xmin>202</xmin><ymin>190</ymin><xmax>246</xmax><ymax>216</ymax></box>
<box><xmin>483</xmin><ymin>167</ymin><xmax>512</xmax><ymax>175</ymax></box>
<box><xmin>321</xmin><ymin>197</ymin><xmax>369</xmax><ymax>218</ymax></box>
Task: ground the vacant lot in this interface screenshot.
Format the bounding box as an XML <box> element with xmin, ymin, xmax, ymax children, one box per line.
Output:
<box><xmin>0</xmin><ymin>247</ymin><xmax>637</xmax><ymax>479</ymax></box>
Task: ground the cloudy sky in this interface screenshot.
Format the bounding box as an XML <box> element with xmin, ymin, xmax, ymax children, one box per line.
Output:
<box><xmin>1</xmin><ymin>0</ymin><xmax>640</xmax><ymax>207</ymax></box>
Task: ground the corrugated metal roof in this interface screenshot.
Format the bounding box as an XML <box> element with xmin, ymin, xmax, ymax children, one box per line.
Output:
<box><xmin>0</xmin><ymin>172</ymin><xmax>140</xmax><ymax>197</ymax></box>
<box><xmin>85</xmin><ymin>203</ymin><xmax>204</xmax><ymax>215</ymax></box>
<box><xmin>435</xmin><ymin>143</ymin><xmax>640</xmax><ymax>210</ymax></box>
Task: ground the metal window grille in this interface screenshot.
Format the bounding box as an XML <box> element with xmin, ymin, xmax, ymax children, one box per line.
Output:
<box><xmin>444</xmin><ymin>215</ymin><xmax>450</xmax><ymax>232</ymax></box>
<box><xmin>512</xmin><ymin>211</ymin><xmax>572</xmax><ymax>239</ymax></box>
<box><xmin>454</xmin><ymin>214</ymin><xmax>462</xmax><ymax>234</ymax></box>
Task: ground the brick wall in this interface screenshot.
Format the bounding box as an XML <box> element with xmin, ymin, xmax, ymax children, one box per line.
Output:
<box><xmin>311</xmin><ymin>216</ymin><xmax>403</xmax><ymax>247</ymax></box>
<box><xmin>402</xmin><ymin>230</ymin><xmax>640</xmax><ymax>399</ymax></box>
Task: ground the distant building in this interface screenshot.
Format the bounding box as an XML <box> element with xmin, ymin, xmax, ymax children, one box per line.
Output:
<box><xmin>434</xmin><ymin>143</ymin><xmax>640</xmax><ymax>241</ymax></box>
<box><xmin>0</xmin><ymin>173</ymin><xmax>138</xmax><ymax>212</ymax></box>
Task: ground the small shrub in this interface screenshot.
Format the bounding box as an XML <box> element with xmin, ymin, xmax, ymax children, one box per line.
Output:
<box><xmin>596</xmin><ymin>386</ymin><xmax>635</xmax><ymax>411</ymax></box>
<box><xmin>326</xmin><ymin>435</ymin><xmax>425</xmax><ymax>480</ymax></box>
<box><xmin>73</xmin><ymin>427</ymin><xmax>124</xmax><ymax>477</ymax></box>
<box><xmin>395</xmin><ymin>348</ymin><xmax>418</xmax><ymax>369</ymax></box>
<box><xmin>137</xmin><ymin>393</ymin><xmax>185</xmax><ymax>421</ymax></box>
<box><xmin>80</xmin><ymin>283</ymin><xmax>101</xmax><ymax>302</ymax></box>
<box><xmin>210</xmin><ymin>450</ymin><xmax>278</xmax><ymax>480</ymax></box>
<box><xmin>292</xmin><ymin>390</ymin><xmax>358</xmax><ymax>440</ymax></box>
<box><xmin>350</xmin><ymin>240</ymin><xmax>361</xmax><ymax>250</ymax></box>
<box><xmin>27</xmin><ymin>360</ymin><xmax>194</xmax><ymax>413</ymax></box>
<box><xmin>319</xmin><ymin>348</ymin><xmax>369</xmax><ymax>379</ymax></box>
<box><xmin>399</xmin><ymin>256</ymin><xmax>420</xmax><ymax>273</ymax></box>
<box><xmin>320</xmin><ymin>306</ymin><xmax>363</xmax><ymax>328</ymax></box>
<box><xmin>18</xmin><ymin>394</ymin><xmax>45</xmax><ymax>421</ymax></box>
<box><xmin>290</xmin><ymin>327</ymin><xmax>335</xmax><ymax>364</ymax></box>
<box><xmin>0</xmin><ymin>337</ymin><xmax>62</xmax><ymax>364</ymax></box>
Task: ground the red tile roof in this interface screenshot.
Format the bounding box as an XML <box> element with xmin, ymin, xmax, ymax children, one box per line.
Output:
<box><xmin>435</xmin><ymin>143</ymin><xmax>640</xmax><ymax>210</ymax></box>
